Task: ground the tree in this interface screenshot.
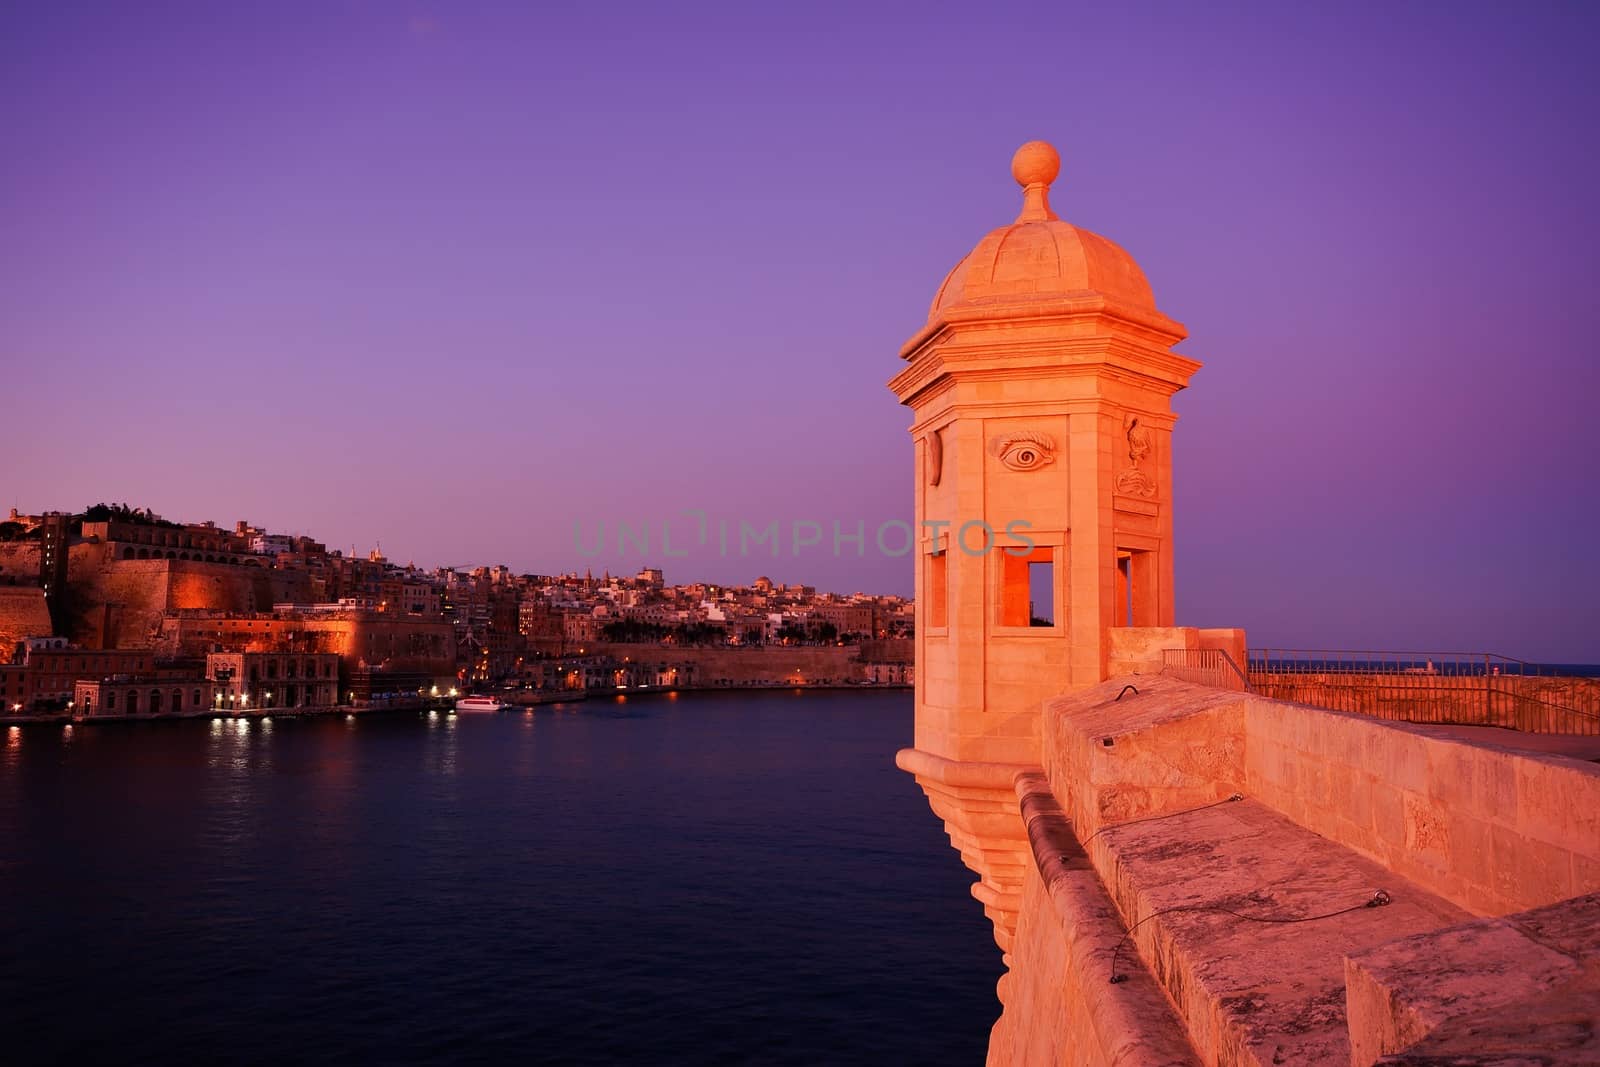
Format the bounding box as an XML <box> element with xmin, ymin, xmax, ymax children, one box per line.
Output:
<box><xmin>78</xmin><ymin>503</ymin><xmax>177</xmax><ymax>527</ymax></box>
<box><xmin>776</xmin><ymin>623</ymin><xmax>808</xmax><ymax>645</ymax></box>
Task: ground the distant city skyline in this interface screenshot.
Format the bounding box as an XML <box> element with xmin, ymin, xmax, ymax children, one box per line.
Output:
<box><xmin>4</xmin><ymin>3</ymin><xmax>1596</xmax><ymax>660</ymax></box>
<box><xmin>6</xmin><ymin>500</ymin><xmax>918</xmax><ymax>595</ymax></box>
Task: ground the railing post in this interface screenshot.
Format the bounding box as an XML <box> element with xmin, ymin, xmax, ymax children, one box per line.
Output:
<box><xmin>1484</xmin><ymin>652</ymin><xmax>1493</xmax><ymax>727</ymax></box>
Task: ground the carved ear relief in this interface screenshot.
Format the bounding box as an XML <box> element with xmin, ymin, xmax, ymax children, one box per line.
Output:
<box><xmin>988</xmin><ymin>431</ymin><xmax>1055</xmax><ymax>472</ymax></box>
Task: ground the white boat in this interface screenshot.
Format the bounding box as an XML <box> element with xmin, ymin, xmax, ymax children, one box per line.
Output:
<box><xmin>453</xmin><ymin>695</ymin><xmax>511</xmax><ymax>713</ymax></box>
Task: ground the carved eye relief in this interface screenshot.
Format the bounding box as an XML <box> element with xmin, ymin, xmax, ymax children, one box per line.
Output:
<box><xmin>989</xmin><ymin>431</ymin><xmax>1056</xmax><ymax>472</ymax></box>
<box><xmin>1003</xmin><ymin>443</ymin><xmax>1049</xmax><ymax>470</ymax></box>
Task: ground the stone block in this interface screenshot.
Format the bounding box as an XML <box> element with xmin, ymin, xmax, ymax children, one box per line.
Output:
<box><xmin>1371</xmin><ymin>783</ymin><xmax>1405</xmax><ymax>854</ymax></box>
<box><xmin>1491</xmin><ymin>821</ymin><xmax>1576</xmax><ymax>912</ymax></box>
<box><xmin>1345</xmin><ymin>914</ymin><xmax>1579</xmax><ymax>1067</ymax></box>
<box><xmin>1446</xmin><ymin>811</ymin><xmax>1492</xmax><ymax>893</ymax></box>
<box><xmin>1425</xmin><ymin>740</ymin><xmax>1476</xmax><ymax>809</ymax></box>
<box><xmin>1515</xmin><ymin>757</ymin><xmax>1600</xmax><ymax>855</ymax></box>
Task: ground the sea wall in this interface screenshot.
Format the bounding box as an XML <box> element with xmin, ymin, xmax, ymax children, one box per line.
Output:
<box><xmin>588</xmin><ymin>643</ymin><xmax>897</xmax><ymax>686</ymax></box>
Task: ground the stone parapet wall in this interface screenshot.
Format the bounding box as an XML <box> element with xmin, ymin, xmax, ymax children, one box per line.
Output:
<box><xmin>1039</xmin><ymin>677</ymin><xmax>1600</xmax><ymax>917</ymax></box>
<box><xmin>1243</xmin><ymin>699</ymin><xmax>1600</xmax><ymax>915</ymax></box>
<box><xmin>995</xmin><ymin>676</ymin><xmax>1600</xmax><ymax>1064</ymax></box>
<box><xmin>1041</xmin><ymin>679</ymin><xmax>1247</xmax><ymax>842</ymax></box>
<box><xmin>991</xmin><ymin>773</ymin><xmax>1200</xmax><ymax>1066</ymax></box>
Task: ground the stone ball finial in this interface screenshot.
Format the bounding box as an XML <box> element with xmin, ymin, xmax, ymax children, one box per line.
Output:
<box><xmin>1011</xmin><ymin>141</ymin><xmax>1060</xmax><ymax>222</ymax></box>
<box><xmin>1011</xmin><ymin>141</ymin><xmax>1060</xmax><ymax>189</ymax></box>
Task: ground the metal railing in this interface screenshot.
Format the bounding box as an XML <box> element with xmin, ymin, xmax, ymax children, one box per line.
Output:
<box><xmin>1250</xmin><ymin>649</ymin><xmax>1547</xmax><ymax>679</ymax></box>
<box><xmin>1244</xmin><ymin>649</ymin><xmax>1600</xmax><ymax>736</ymax></box>
<box><xmin>1161</xmin><ymin>648</ymin><xmax>1254</xmax><ymax>692</ymax></box>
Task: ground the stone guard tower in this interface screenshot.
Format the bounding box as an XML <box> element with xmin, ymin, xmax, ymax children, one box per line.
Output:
<box><xmin>890</xmin><ymin>142</ymin><xmax>1199</xmax><ymax>991</ymax></box>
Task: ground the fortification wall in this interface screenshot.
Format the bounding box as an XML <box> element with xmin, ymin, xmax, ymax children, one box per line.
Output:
<box><xmin>994</xmin><ymin>676</ymin><xmax>1600</xmax><ymax>1064</ymax></box>
<box><xmin>994</xmin><ymin>774</ymin><xmax>1201</xmax><ymax>1067</ymax></box>
<box><xmin>1241</xmin><ymin>698</ymin><xmax>1600</xmax><ymax>915</ymax></box>
<box><xmin>0</xmin><ymin>542</ymin><xmax>41</xmax><ymax>584</ymax></box>
<box><xmin>157</xmin><ymin>613</ymin><xmax>455</xmax><ymax>678</ymax></box>
<box><xmin>857</xmin><ymin>638</ymin><xmax>914</xmax><ymax>663</ymax></box>
<box><xmin>0</xmin><ymin>586</ymin><xmax>52</xmax><ymax>650</ymax></box>
<box><xmin>588</xmin><ymin>643</ymin><xmax>886</xmax><ymax>685</ymax></box>
<box><xmin>1039</xmin><ymin>677</ymin><xmax>1600</xmax><ymax>918</ymax></box>
<box><xmin>69</xmin><ymin>554</ymin><xmax>316</xmax><ymax>649</ymax></box>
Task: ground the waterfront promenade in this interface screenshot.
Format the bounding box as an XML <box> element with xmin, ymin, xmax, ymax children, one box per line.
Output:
<box><xmin>1</xmin><ymin>677</ymin><xmax>911</xmax><ymax>725</ymax></box>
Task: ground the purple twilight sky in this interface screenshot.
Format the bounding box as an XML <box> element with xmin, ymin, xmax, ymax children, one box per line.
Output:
<box><xmin>2</xmin><ymin>2</ymin><xmax>1597</xmax><ymax>660</ymax></box>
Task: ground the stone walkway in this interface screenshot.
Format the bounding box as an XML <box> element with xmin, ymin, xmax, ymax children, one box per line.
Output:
<box><xmin>1407</xmin><ymin>722</ymin><xmax>1600</xmax><ymax>762</ymax></box>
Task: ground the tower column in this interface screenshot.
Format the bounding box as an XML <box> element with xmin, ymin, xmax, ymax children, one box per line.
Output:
<box><xmin>890</xmin><ymin>141</ymin><xmax>1201</xmax><ymax>1012</ymax></box>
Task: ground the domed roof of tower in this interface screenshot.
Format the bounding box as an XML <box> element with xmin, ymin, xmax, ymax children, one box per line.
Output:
<box><xmin>928</xmin><ymin>141</ymin><xmax>1156</xmax><ymax>323</ymax></box>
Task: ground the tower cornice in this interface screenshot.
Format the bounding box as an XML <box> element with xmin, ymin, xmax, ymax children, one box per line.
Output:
<box><xmin>901</xmin><ymin>293</ymin><xmax>1187</xmax><ymax>362</ymax></box>
<box><xmin>890</xmin><ymin>335</ymin><xmax>1201</xmax><ymax>408</ymax></box>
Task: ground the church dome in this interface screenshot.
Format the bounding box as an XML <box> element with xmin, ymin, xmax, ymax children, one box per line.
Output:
<box><xmin>928</xmin><ymin>141</ymin><xmax>1157</xmax><ymax>322</ymax></box>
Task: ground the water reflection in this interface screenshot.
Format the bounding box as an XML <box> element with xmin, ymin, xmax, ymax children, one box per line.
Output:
<box><xmin>202</xmin><ymin>715</ymin><xmax>277</xmax><ymax>856</ymax></box>
<box><xmin>514</xmin><ymin>709</ymin><xmax>538</xmax><ymax>777</ymax></box>
<box><xmin>427</xmin><ymin>707</ymin><xmax>459</xmax><ymax>777</ymax></box>
<box><xmin>0</xmin><ymin>693</ymin><xmax>998</xmax><ymax>1065</ymax></box>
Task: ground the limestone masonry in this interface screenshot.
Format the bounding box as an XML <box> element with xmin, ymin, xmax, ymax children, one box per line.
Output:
<box><xmin>891</xmin><ymin>142</ymin><xmax>1600</xmax><ymax>1065</ymax></box>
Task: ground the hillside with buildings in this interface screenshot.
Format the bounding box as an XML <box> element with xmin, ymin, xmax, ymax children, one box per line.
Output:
<box><xmin>0</xmin><ymin>506</ymin><xmax>913</xmax><ymax>717</ymax></box>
